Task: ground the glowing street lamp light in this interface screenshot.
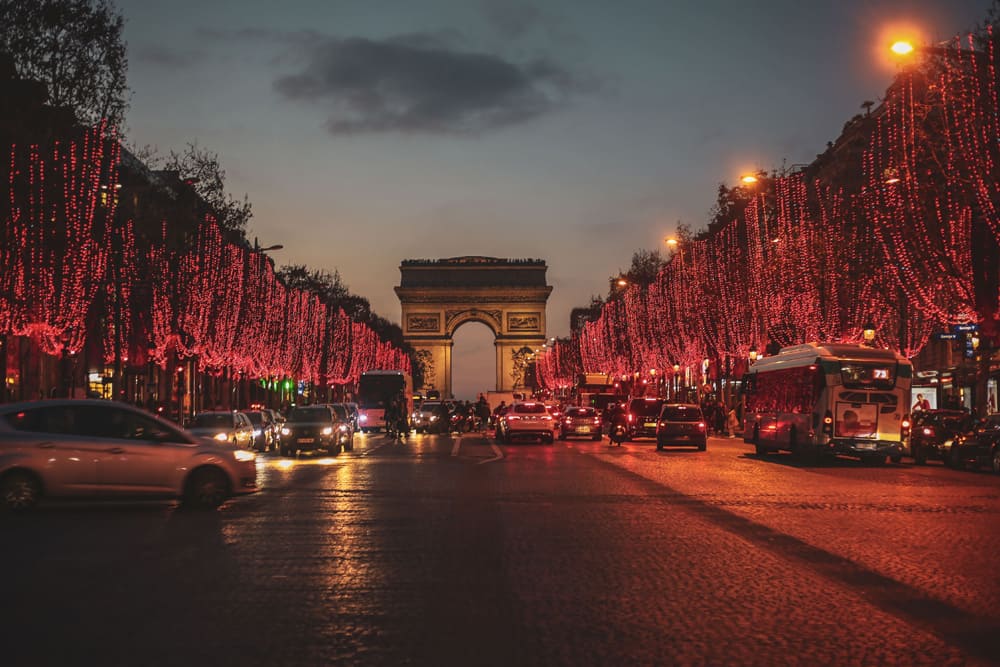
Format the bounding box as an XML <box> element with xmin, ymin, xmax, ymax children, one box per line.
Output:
<box><xmin>863</xmin><ymin>322</ymin><xmax>876</xmax><ymax>345</ymax></box>
<box><xmin>890</xmin><ymin>40</ymin><xmax>915</xmax><ymax>56</ymax></box>
<box><xmin>664</xmin><ymin>237</ymin><xmax>679</xmax><ymax>249</ymax></box>
<box><xmin>740</xmin><ymin>174</ymin><xmax>759</xmax><ymax>185</ymax></box>
<box><xmin>748</xmin><ymin>348</ymin><xmax>758</xmax><ymax>363</ymax></box>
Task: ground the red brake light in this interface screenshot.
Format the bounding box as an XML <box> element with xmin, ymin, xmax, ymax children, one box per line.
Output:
<box><xmin>922</xmin><ymin>427</ymin><xmax>933</xmax><ymax>436</ymax></box>
<box><xmin>901</xmin><ymin>420</ymin><xmax>911</xmax><ymax>429</ymax></box>
<box><xmin>628</xmin><ymin>414</ymin><xmax>634</xmax><ymax>422</ymax></box>
<box><xmin>698</xmin><ymin>422</ymin><xmax>706</xmax><ymax>430</ymax></box>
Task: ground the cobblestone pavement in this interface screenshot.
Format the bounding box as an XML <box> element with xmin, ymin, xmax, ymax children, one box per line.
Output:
<box><xmin>2</xmin><ymin>430</ymin><xmax>998</xmax><ymax>666</ymax></box>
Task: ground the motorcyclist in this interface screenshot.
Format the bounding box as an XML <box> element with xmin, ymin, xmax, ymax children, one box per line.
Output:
<box><xmin>607</xmin><ymin>402</ymin><xmax>629</xmax><ymax>444</ymax></box>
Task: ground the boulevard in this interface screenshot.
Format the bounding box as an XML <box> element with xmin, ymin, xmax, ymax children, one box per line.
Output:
<box><xmin>3</xmin><ymin>432</ymin><xmax>998</xmax><ymax>666</ymax></box>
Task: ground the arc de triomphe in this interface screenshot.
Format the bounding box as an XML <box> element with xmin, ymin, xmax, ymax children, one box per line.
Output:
<box><xmin>395</xmin><ymin>257</ymin><xmax>552</xmax><ymax>397</ymax></box>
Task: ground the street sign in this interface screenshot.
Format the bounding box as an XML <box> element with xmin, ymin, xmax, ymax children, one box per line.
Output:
<box><xmin>952</xmin><ymin>323</ymin><xmax>979</xmax><ymax>333</ymax></box>
<box><xmin>934</xmin><ymin>333</ymin><xmax>959</xmax><ymax>340</ymax></box>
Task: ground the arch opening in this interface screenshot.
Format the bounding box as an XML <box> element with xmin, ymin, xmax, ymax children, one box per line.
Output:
<box><xmin>450</xmin><ymin>321</ymin><xmax>496</xmax><ymax>401</ymax></box>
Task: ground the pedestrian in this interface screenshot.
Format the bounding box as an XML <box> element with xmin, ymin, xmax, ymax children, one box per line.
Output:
<box><xmin>726</xmin><ymin>408</ymin><xmax>739</xmax><ymax>438</ymax></box>
<box><xmin>714</xmin><ymin>399</ymin><xmax>726</xmax><ymax>435</ymax></box>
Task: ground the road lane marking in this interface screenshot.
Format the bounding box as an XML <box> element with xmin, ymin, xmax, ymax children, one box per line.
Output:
<box><xmin>451</xmin><ymin>436</ymin><xmax>462</xmax><ymax>457</ymax></box>
<box><xmin>477</xmin><ymin>443</ymin><xmax>504</xmax><ymax>465</ymax></box>
<box><xmin>362</xmin><ymin>441</ymin><xmax>391</xmax><ymax>456</ymax></box>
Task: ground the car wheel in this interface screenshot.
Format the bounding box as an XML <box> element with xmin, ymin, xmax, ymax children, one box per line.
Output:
<box><xmin>890</xmin><ymin>453</ymin><xmax>902</xmax><ymax>464</ymax></box>
<box><xmin>592</xmin><ymin>434</ymin><xmax>602</xmax><ymax>441</ymax></box>
<box><xmin>992</xmin><ymin>448</ymin><xmax>1000</xmax><ymax>474</ymax></box>
<box><xmin>913</xmin><ymin>445</ymin><xmax>926</xmax><ymax>465</ymax></box>
<box><xmin>183</xmin><ymin>467</ymin><xmax>230</xmax><ymax>509</ymax></box>
<box><xmin>346</xmin><ymin>437</ymin><xmax>354</xmax><ymax>452</ymax></box>
<box><xmin>545</xmin><ymin>434</ymin><xmax>554</xmax><ymax>445</ymax></box>
<box><xmin>559</xmin><ymin>432</ymin><xmax>567</xmax><ymax>440</ymax></box>
<box><xmin>698</xmin><ymin>442</ymin><xmax>707</xmax><ymax>452</ymax></box>
<box><xmin>1</xmin><ymin>471</ymin><xmax>42</xmax><ymax>511</ymax></box>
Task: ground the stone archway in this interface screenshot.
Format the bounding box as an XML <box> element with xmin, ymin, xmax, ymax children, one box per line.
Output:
<box><xmin>395</xmin><ymin>257</ymin><xmax>552</xmax><ymax>398</ymax></box>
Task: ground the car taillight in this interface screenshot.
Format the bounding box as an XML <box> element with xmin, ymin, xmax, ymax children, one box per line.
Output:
<box><xmin>922</xmin><ymin>427</ymin><xmax>933</xmax><ymax>436</ymax></box>
<box><xmin>698</xmin><ymin>422</ymin><xmax>706</xmax><ymax>430</ymax></box>
<box><xmin>542</xmin><ymin>415</ymin><xmax>552</xmax><ymax>421</ymax></box>
<box><xmin>507</xmin><ymin>415</ymin><xmax>521</xmax><ymax>421</ymax></box>
<box><xmin>628</xmin><ymin>413</ymin><xmax>634</xmax><ymax>422</ymax></box>
<box><xmin>593</xmin><ymin>418</ymin><xmax>601</xmax><ymax>425</ymax></box>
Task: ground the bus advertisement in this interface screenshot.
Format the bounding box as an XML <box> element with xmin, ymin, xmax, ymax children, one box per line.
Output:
<box><xmin>742</xmin><ymin>343</ymin><xmax>912</xmax><ymax>463</ymax></box>
<box><xmin>357</xmin><ymin>370</ymin><xmax>413</xmax><ymax>433</ymax></box>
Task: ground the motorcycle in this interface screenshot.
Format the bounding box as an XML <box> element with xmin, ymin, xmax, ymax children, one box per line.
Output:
<box><xmin>609</xmin><ymin>423</ymin><xmax>628</xmax><ymax>447</ymax></box>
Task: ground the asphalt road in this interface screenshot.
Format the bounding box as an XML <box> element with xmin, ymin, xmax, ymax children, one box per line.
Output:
<box><xmin>2</xmin><ymin>431</ymin><xmax>999</xmax><ymax>666</ymax></box>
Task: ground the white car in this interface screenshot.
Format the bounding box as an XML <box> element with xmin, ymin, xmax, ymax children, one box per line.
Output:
<box><xmin>0</xmin><ymin>400</ymin><xmax>259</xmax><ymax>510</ymax></box>
<box><xmin>496</xmin><ymin>401</ymin><xmax>558</xmax><ymax>444</ymax></box>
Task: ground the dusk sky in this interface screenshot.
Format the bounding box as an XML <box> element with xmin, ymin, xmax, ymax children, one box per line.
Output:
<box><xmin>118</xmin><ymin>0</ymin><xmax>992</xmax><ymax>399</ymax></box>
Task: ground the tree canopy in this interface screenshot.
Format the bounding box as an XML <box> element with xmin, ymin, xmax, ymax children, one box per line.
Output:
<box><xmin>0</xmin><ymin>0</ymin><xmax>128</xmax><ymax>128</ymax></box>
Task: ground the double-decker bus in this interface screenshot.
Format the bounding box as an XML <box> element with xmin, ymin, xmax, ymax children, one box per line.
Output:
<box><xmin>356</xmin><ymin>370</ymin><xmax>413</xmax><ymax>433</ymax></box>
<box><xmin>742</xmin><ymin>343</ymin><xmax>912</xmax><ymax>463</ymax></box>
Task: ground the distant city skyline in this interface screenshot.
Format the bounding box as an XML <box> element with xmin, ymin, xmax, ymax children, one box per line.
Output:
<box><xmin>115</xmin><ymin>0</ymin><xmax>992</xmax><ymax>398</ymax></box>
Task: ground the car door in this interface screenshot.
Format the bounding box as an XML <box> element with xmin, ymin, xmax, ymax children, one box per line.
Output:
<box><xmin>1</xmin><ymin>405</ymin><xmax>101</xmax><ymax>494</ymax></box>
<box><xmin>78</xmin><ymin>405</ymin><xmax>191</xmax><ymax>494</ymax></box>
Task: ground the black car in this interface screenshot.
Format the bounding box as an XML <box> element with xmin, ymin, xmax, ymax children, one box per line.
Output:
<box><xmin>560</xmin><ymin>406</ymin><xmax>603</xmax><ymax>441</ymax></box>
<box><xmin>948</xmin><ymin>414</ymin><xmax>1000</xmax><ymax>473</ymax></box>
<box><xmin>910</xmin><ymin>409</ymin><xmax>975</xmax><ymax>465</ymax></box>
<box><xmin>656</xmin><ymin>403</ymin><xmax>707</xmax><ymax>451</ymax></box>
<box><xmin>280</xmin><ymin>405</ymin><xmax>341</xmax><ymax>456</ymax></box>
<box><xmin>627</xmin><ymin>397</ymin><xmax>665</xmax><ymax>440</ymax></box>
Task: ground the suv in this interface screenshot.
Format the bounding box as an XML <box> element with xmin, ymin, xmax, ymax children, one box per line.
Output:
<box><xmin>656</xmin><ymin>403</ymin><xmax>707</xmax><ymax>451</ymax></box>
<box><xmin>627</xmin><ymin>397</ymin><xmax>666</xmax><ymax>440</ymax></box>
<box><xmin>496</xmin><ymin>401</ymin><xmax>557</xmax><ymax>444</ymax></box>
<box><xmin>910</xmin><ymin>409</ymin><xmax>975</xmax><ymax>465</ymax></box>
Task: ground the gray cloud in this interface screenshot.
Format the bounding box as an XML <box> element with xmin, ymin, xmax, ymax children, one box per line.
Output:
<box><xmin>482</xmin><ymin>1</ymin><xmax>544</xmax><ymax>39</ymax></box>
<box><xmin>135</xmin><ymin>44</ymin><xmax>200</xmax><ymax>68</ymax></box>
<box><xmin>272</xmin><ymin>33</ymin><xmax>590</xmax><ymax>135</ymax></box>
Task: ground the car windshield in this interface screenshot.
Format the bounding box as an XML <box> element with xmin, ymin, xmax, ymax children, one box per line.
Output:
<box><xmin>513</xmin><ymin>403</ymin><xmax>546</xmax><ymax>414</ymax></box>
<box><xmin>661</xmin><ymin>405</ymin><xmax>702</xmax><ymax>421</ymax></box>
<box><xmin>287</xmin><ymin>407</ymin><xmax>330</xmax><ymax>422</ymax></box>
<box><xmin>630</xmin><ymin>400</ymin><xmax>663</xmax><ymax>416</ymax></box>
<box><xmin>192</xmin><ymin>413</ymin><xmax>232</xmax><ymax>428</ymax></box>
<box><xmin>567</xmin><ymin>408</ymin><xmax>595</xmax><ymax>417</ymax></box>
<box><xmin>420</xmin><ymin>402</ymin><xmax>442</xmax><ymax>412</ymax></box>
<box><xmin>924</xmin><ymin>413</ymin><xmax>972</xmax><ymax>431</ymax></box>
<box><xmin>329</xmin><ymin>404</ymin><xmax>348</xmax><ymax>420</ymax></box>
<box><xmin>244</xmin><ymin>412</ymin><xmax>263</xmax><ymax>425</ymax></box>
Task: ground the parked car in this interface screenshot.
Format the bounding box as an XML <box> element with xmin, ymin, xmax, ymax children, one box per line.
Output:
<box><xmin>627</xmin><ymin>397</ymin><xmax>666</xmax><ymax>440</ymax></box>
<box><xmin>187</xmin><ymin>411</ymin><xmax>254</xmax><ymax>449</ymax></box>
<box><xmin>948</xmin><ymin>414</ymin><xmax>1000</xmax><ymax>473</ymax></box>
<box><xmin>242</xmin><ymin>410</ymin><xmax>277</xmax><ymax>453</ymax></box>
<box><xmin>279</xmin><ymin>405</ymin><xmax>344</xmax><ymax>456</ymax></box>
<box><xmin>496</xmin><ymin>401</ymin><xmax>557</xmax><ymax>444</ymax></box>
<box><xmin>0</xmin><ymin>399</ymin><xmax>258</xmax><ymax>510</ymax></box>
<box><xmin>560</xmin><ymin>406</ymin><xmax>603</xmax><ymax>441</ymax></box>
<box><xmin>910</xmin><ymin>409</ymin><xmax>975</xmax><ymax>465</ymax></box>
<box><xmin>656</xmin><ymin>403</ymin><xmax>708</xmax><ymax>451</ymax></box>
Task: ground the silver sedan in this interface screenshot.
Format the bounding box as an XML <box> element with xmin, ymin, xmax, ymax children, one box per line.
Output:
<box><xmin>0</xmin><ymin>399</ymin><xmax>259</xmax><ymax>510</ymax></box>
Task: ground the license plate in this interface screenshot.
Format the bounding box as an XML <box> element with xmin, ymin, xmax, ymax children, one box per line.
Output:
<box><xmin>297</xmin><ymin>438</ymin><xmax>315</xmax><ymax>444</ymax></box>
<box><xmin>855</xmin><ymin>441</ymin><xmax>875</xmax><ymax>450</ymax></box>
<box><xmin>578</xmin><ymin>426</ymin><xmax>591</xmax><ymax>433</ymax></box>
<box><xmin>644</xmin><ymin>422</ymin><xmax>657</xmax><ymax>428</ymax></box>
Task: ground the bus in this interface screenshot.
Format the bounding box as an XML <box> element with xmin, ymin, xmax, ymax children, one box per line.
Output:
<box><xmin>356</xmin><ymin>370</ymin><xmax>413</xmax><ymax>433</ymax></box>
<box><xmin>742</xmin><ymin>343</ymin><xmax>912</xmax><ymax>463</ymax></box>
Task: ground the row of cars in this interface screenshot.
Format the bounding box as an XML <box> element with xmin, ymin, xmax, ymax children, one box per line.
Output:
<box><xmin>0</xmin><ymin>399</ymin><xmax>363</xmax><ymax>512</ymax></box>
<box><xmin>907</xmin><ymin>409</ymin><xmax>1000</xmax><ymax>473</ymax></box>
<box><xmin>187</xmin><ymin>403</ymin><xmax>359</xmax><ymax>457</ymax></box>
<box><xmin>492</xmin><ymin>398</ymin><xmax>708</xmax><ymax>451</ymax></box>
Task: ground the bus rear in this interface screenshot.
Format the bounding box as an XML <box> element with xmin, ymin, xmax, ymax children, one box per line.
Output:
<box><xmin>744</xmin><ymin>343</ymin><xmax>911</xmax><ymax>462</ymax></box>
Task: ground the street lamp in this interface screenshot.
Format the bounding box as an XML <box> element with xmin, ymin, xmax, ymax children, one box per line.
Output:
<box><xmin>863</xmin><ymin>322</ymin><xmax>876</xmax><ymax>346</ymax></box>
<box><xmin>740</xmin><ymin>174</ymin><xmax>759</xmax><ymax>184</ymax></box>
<box><xmin>749</xmin><ymin>348</ymin><xmax>758</xmax><ymax>363</ymax></box>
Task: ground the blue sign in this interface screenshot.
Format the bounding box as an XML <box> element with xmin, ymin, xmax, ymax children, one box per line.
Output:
<box><xmin>935</xmin><ymin>333</ymin><xmax>959</xmax><ymax>340</ymax></box>
<box><xmin>952</xmin><ymin>323</ymin><xmax>979</xmax><ymax>333</ymax></box>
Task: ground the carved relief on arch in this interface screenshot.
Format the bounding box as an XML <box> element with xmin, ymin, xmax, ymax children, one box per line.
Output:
<box><xmin>445</xmin><ymin>308</ymin><xmax>502</xmax><ymax>335</ymax></box>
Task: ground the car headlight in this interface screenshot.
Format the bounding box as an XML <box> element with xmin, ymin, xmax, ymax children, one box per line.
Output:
<box><xmin>280</xmin><ymin>427</ymin><xmax>291</xmax><ymax>436</ymax></box>
<box><xmin>252</xmin><ymin>429</ymin><xmax>262</xmax><ymax>437</ymax></box>
<box><xmin>430</xmin><ymin>415</ymin><xmax>438</xmax><ymax>422</ymax></box>
<box><xmin>214</xmin><ymin>432</ymin><xmax>229</xmax><ymax>441</ymax></box>
<box><xmin>322</xmin><ymin>426</ymin><xmax>334</xmax><ymax>435</ymax></box>
<box><xmin>339</xmin><ymin>424</ymin><xmax>349</xmax><ymax>432</ymax></box>
<box><xmin>234</xmin><ymin>450</ymin><xmax>256</xmax><ymax>462</ymax></box>
<box><xmin>944</xmin><ymin>439</ymin><xmax>954</xmax><ymax>448</ymax></box>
